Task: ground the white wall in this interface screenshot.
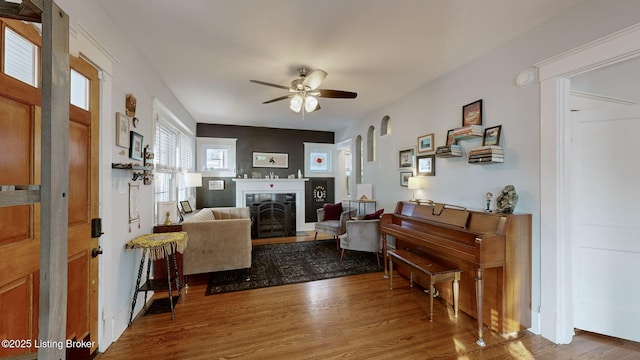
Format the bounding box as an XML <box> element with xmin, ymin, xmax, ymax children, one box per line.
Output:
<box><xmin>56</xmin><ymin>0</ymin><xmax>197</xmax><ymax>351</ymax></box>
<box><xmin>336</xmin><ymin>0</ymin><xmax>640</xmax><ymax>340</ymax></box>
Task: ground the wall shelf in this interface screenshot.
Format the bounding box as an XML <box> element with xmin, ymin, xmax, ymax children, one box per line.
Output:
<box><xmin>112</xmin><ymin>146</ymin><xmax>155</xmax><ymax>183</ymax></box>
<box><xmin>468</xmin><ymin>145</ymin><xmax>504</xmax><ymax>164</ymax></box>
<box><xmin>452</xmin><ymin>125</ymin><xmax>483</xmax><ymax>140</ymax></box>
<box><xmin>435</xmin><ymin>145</ymin><xmax>462</xmax><ymax>158</ymax></box>
<box><xmin>111</xmin><ymin>163</ymin><xmax>150</xmax><ymax>171</ymax></box>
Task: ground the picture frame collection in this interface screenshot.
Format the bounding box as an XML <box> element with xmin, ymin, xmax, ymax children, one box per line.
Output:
<box><xmin>396</xmin><ymin>98</ymin><xmax>503</xmax><ymax>185</ymax></box>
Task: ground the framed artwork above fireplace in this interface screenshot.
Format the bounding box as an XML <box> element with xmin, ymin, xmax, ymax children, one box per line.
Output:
<box><xmin>252</xmin><ymin>152</ymin><xmax>288</xmax><ymax>168</ymax></box>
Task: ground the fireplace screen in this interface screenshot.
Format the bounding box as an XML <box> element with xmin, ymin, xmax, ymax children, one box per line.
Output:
<box><xmin>246</xmin><ymin>193</ymin><xmax>296</xmax><ymax>238</ymax></box>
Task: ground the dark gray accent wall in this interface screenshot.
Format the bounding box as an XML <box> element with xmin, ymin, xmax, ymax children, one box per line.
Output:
<box><xmin>196</xmin><ymin>124</ymin><xmax>334</xmax><ymax>209</ymax></box>
<box><xmin>305</xmin><ymin>178</ymin><xmax>335</xmax><ymax>222</ymax></box>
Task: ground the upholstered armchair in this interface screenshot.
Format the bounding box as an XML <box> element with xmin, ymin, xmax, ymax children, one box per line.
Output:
<box><xmin>338</xmin><ymin>219</ymin><xmax>382</xmax><ymax>267</ymax></box>
<box><xmin>314</xmin><ymin>203</ymin><xmax>357</xmax><ymax>248</ymax></box>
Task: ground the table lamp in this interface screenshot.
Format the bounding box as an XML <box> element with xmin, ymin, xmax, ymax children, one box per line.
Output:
<box><xmin>184</xmin><ymin>172</ymin><xmax>202</xmax><ymax>209</ymax></box>
<box><xmin>407</xmin><ymin>176</ymin><xmax>425</xmax><ymax>203</ymax></box>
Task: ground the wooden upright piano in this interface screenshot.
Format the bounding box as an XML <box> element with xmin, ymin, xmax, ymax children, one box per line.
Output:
<box><xmin>380</xmin><ymin>201</ymin><xmax>531</xmax><ymax>346</ymax></box>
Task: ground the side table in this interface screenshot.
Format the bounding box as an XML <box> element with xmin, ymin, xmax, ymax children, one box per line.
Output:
<box><xmin>153</xmin><ymin>224</ymin><xmax>184</xmax><ymax>282</ymax></box>
<box><xmin>345</xmin><ymin>199</ymin><xmax>377</xmax><ymax>217</ymax></box>
<box><xmin>126</xmin><ymin>231</ymin><xmax>188</xmax><ymax>325</ymax></box>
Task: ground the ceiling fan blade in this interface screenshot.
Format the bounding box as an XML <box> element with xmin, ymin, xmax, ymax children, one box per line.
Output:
<box><xmin>302</xmin><ymin>69</ymin><xmax>327</xmax><ymax>90</ymax></box>
<box><xmin>315</xmin><ymin>89</ymin><xmax>358</xmax><ymax>99</ymax></box>
<box><xmin>250</xmin><ymin>80</ymin><xmax>291</xmax><ymax>90</ymax></box>
<box><xmin>262</xmin><ymin>95</ymin><xmax>292</xmax><ymax>104</ymax></box>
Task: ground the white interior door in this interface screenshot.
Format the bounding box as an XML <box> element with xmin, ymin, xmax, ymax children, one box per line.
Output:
<box><xmin>570</xmin><ymin>105</ymin><xmax>640</xmax><ymax>342</ymax></box>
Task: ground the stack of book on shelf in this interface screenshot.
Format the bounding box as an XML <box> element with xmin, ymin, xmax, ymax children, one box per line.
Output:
<box><xmin>453</xmin><ymin>125</ymin><xmax>483</xmax><ymax>140</ymax></box>
<box><xmin>435</xmin><ymin>144</ymin><xmax>462</xmax><ymax>157</ymax></box>
<box><xmin>468</xmin><ymin>145</ymin><xmax>504</xmax><ymax>163</ymax></box>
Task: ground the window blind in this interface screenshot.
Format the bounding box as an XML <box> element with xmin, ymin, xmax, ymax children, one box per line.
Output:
<box><xmin>154</xmin><ymin>122</ymin><xmax>177</xmax><ymax>172</ymax></box>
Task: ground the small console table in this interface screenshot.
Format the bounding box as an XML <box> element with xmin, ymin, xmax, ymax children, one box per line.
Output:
<box><xmin>152</xmin><ymin>223</ymin><xmax>185</xmax><ymax>285</ymax></box>
<box><xmin>126</xmin><ymin>231</ymin><xmax>188</xmax><ymax>325</ymax></box>
<box><xmin>345</xmin><ymin>198</ymin><xmax>377</xmax><ymax>217</ymax></box>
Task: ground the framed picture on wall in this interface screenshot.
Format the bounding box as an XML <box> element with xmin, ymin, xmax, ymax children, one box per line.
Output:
<box><xmin>304</xmin><ymin>143</ymin><xmax>335</xmax><ymax>178</ymax></box>
<box><xmin>129</xmin><ymin>183</ymin><xmax>140</xmax><ymax>226</ymax></box>
<box><xmin>417</xmin><ymin>133</ymin><xmax>434</xmax><ymax>153</ymax></box>
<box><xmin>208</xmin><ymin>180</ymin><xmax>225</xmax><ymax>190</ymax></box>
<box><xmin>309</xmin><ymin>151</ymin><xmax>330</xmax><ymax>172</ymax></box>
<box><xmin>416</xmin><ymin>154</ymin><xmax>436</xmax><ymax>176</ymax></box>
<box><xmin>253</xmin><ymin>152</ymin><xmax>288</xmax><ymax>168</ymax></box>
<box><xmin>398</xmin><ymin>147</ymin><xmax>415</xmax><ymax>169</ymax></box>
<box><xmin>400</xmin><ymin>171</ymin><xmax>413</xmax><ymax>187</ymax></box>
<box><xmin>446</xmin><ymin>129</ymin><xmax>457</xmax><ymax>146</ymax></box>
<box><xmin>116</xmin><ymin>112</ymin><xmax>130</xmax><ymax>148</ymax></box>
<box><xmin>482</xmin><ymin>125</ymin><xmax>502</xmax><ymax>146</ymax></box>
<box><xmin>462</xmin><ymin>99</ymin><xmax>483</xmax><ymax>126</ymax></box>
<box><xmin>129</xmin><ymin>131</ymin><xmax>143</xmax><ymax>160</ymax></box>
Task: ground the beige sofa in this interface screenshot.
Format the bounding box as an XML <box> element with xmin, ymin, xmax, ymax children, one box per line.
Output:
<box><xmin>181</xmin><ymin>207</ymin><xmax>252</xmax><ymax>276</ymax></box>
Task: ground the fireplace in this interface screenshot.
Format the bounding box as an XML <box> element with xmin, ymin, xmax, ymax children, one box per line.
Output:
<box><xmin>233</xmin><ymin>179</ymin><xmax>309</xmax><ymax>233</ymax></box>
<box><xmin>246</xmin><ymin>193</ymin><xmax>296</xmax><ymax>238</ymax></box>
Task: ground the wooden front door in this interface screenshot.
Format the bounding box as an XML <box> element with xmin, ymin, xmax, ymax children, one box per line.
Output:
<box><xmin>0</xmin><ymin>19</ymin><xmax>100</xmax><ymax>358</ymax></box>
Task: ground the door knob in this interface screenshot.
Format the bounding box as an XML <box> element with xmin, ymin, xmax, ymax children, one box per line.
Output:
<box><xmin>91</xmin><ymin>247</ymin><xmax>103</xmax><ymax>258</ymax></box>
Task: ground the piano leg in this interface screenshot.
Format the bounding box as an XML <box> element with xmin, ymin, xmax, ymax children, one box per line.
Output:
<box><xmin>388</xmin><ymin>257</ymin><xmax>393</xmax><ymax>289</ymax></box>
<box><xmin>382</xmin><ymin>234</ymin><xmax>389</xmax><ymax>278</ymax></box>
<box><xmin>453</xmin><ymin>274</ymin><xmax>460</xmax><ymax>318</ymax></box>
<box><xmin>475</xmin><ymin>268</ymin><xmax>486</xmax><ymax>347</ymax></box>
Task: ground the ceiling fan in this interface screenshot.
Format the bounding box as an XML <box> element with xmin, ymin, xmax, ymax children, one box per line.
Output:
<box><xmin>250</xmin><ymin>67</ymin><xmax>357</xmax><ymax>116</ymax></box>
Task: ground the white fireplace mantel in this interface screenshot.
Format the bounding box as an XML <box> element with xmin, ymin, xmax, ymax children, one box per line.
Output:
<box><xmin>232</xmin><ymin>178</ymin><xmax>310</xmax><ymax>231</ymax></box>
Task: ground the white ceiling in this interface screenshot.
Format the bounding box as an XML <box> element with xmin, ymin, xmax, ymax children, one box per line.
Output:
<box><xmin>97</xmin><ymin>0</ymin><xmax>586</xmax><ymax>132</ymax></box>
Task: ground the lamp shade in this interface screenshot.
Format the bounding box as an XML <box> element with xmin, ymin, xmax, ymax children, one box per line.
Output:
<box><xmin>184</xmin><ymin>172</ymin><xmax>202</xmax><ymax>187</ymax></box>
<box><xmin>304</xmin><ymin>95</ymin><xmax>318</xmax><ymax>112</ymax></box>
<box><xmin>407</xmin><ymin>177</ymin><xmax>423</xmax><ymax>190</ymax></box>
<box><xmin>289</xmin><ymin>95</ymin><xmax>303</xmax><ymax>113</ymax></box>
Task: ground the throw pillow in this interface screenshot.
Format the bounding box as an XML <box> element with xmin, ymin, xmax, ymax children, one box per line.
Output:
<box><xmin>363</xmin><ymin>208</ymin><xmax>384</xmax><ymax>220</ymax></box>
<box><xmin>323</xmin><ymin>202</ymin><xmax>343</xmax><ymax>221</ymax></box>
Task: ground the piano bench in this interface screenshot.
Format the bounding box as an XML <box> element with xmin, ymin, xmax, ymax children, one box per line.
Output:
<box><xmin>388</xmin><ymin>249</ymin><xmax>461</xmax><ymax>322</ymax></box>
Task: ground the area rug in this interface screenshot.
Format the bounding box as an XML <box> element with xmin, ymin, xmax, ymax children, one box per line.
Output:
<box><xmin>206</xmin><ymin>239</ymin><xmax>382</xmax><ymax>295</ymax></box>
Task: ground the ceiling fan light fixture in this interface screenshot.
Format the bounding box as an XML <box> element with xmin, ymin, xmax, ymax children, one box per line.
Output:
<box><xmin>305</xmin><ymin>95</ymin><xmax>318</xmax><ymax>113</ymax></box>
<box><xmin>251</xmin><ymin>68</ymin><xmax>357</xmax><ymax>115</ymax></box>
<box><xmin>290</xmin><ymin>94</ymin><xmax>303</xmax><ymax>113</ymax></box>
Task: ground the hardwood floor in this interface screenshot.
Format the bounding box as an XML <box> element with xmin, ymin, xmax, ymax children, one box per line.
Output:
<box><xmin>97</xmin><ymin>234</ymin><xmax>640</xmax><ymax>359</ymax></box>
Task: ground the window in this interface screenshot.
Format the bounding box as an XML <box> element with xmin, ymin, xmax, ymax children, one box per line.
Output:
<box><xmin>367</xmin><ymin>126</ymin><xmax>375</xmax><ymax>162</ymax></box>
<box><xmin>381</xmin><ymin>115</ymin><xmax>391</xmax><ymax>136</ymax></box>
<box><xmin>70</xmin><ymin>69</ymin><xmax>89</xmax><ymax>110</ymax></box>
<box><xmin>197</xmin><ymin>137</ymin><xmax>237</xmax><ymax>177</ymax></box>
<box><xmin>154</xmin><ymin>114</ymin><xmax>195</xmax><ymax>216</ymax></box>
<box><xmin>177</xmin><ymin>132</ymin><xmax>194</xmax><ymax>201</ymax></box>
<box><xmin>3</xmin><ymin>26</ymin><xmax>39</xmax><ymax>87</ymax></box>
<box><xmin>205</xmin><ymin>148</ymin><xmax>228</xmax><ymax>170</ymax></box>
<box><xmin>355</xmin><ymin>135</ymin><xmax>363</xmax><ymax>184</ymax></box>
